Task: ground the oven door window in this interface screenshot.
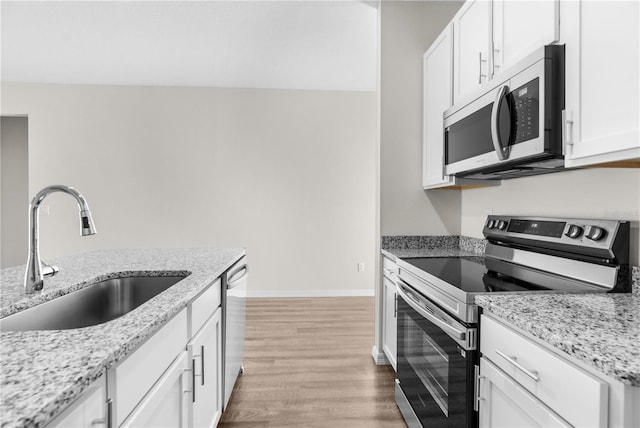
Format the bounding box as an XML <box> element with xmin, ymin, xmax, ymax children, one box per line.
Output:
<box><xmin>397</xmin><ymin>297</ymin><xmax>477</xmax><ymax>427</ymax></box>
<box><xmin>406</xmin><ymin>315</ymin><xmax>450</xmax><ymax>415</ymax></box>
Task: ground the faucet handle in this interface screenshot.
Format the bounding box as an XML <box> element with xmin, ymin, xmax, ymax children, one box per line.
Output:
<box><xmin>41</xmin><ymin>263</ymin><xmax>59</xmax><ymax>278</ymax></box>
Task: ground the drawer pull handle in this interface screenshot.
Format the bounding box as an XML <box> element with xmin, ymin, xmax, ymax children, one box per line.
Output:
<box><xmin>200</xmin><ymin>345</ymin><xmax>205</xmax><ymax>385</ymax></box>
<box><xmin>191</xmin><ymin>358</ymin><xmax>197</xmax><ymax>402</ymax></box>
<box><xmin>495</xmin><ymin>349</ymin><xmax>540</xmax><ymax>382</ymax></box>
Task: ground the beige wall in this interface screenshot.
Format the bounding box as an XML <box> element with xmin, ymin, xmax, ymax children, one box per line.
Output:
<box><xmin>379</xmin><ymin>1</ymin><xmax>464</xmax><ymax>236</ymax></box>
<box><xmin>374</xmin><ymin>0</ymin><xmax>464</xmax><ymax>360</ymax></box>
<box><xmin>1</xmin><ymin>82</ymin><xmax>377</xmax><ymax>295</ymax></box>
<box><xmin>461</xmin><ymin>168</ymin><xmax>640</xmax><ymax>264</ymax></box>
<box><xmin>1</xmin><ymin>117</ymin><xmax>29</xmax><ymax>268</ymax></box>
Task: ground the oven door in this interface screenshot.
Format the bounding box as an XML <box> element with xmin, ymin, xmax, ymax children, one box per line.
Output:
<box><xmin>395</xmin><ymin>280</ymin><xmax>478</xmax><ymax>428</ymax></box>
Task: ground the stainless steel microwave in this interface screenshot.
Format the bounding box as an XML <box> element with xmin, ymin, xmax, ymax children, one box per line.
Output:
<box><xmin>443</xmin><ymin>45</ymin><xmax>565</xmax><ymax>180</ymax></box>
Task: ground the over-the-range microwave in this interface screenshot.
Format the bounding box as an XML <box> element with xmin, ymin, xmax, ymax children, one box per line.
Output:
<box><xmin>443</xmin><ymin>45</ymin><xmax>565</xmax><ymax>180</ymax></box>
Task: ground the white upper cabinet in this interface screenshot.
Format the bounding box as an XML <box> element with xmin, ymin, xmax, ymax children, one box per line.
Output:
<box><xmin>454</xmin><ymin>0</ymin><xmax>560</xmax><ymax>103</ymax></box>
<box><xmin>562</xmin><ymin>0</ymin><xmax>640</xmax><ymax>167</ymax></box>
<box><xmin>424</xmin><ymin>24</ymin><xmax>492</xmax><ymax>189</ymax></box>
<box><xmin>425</xmin><ymin>0</ymin><xmax>638</xmax><ymax>187</ymax></box>
<box><xmin>423</xmin><ymin>25</ymin><xmax>455</xmax><ymax>188</ymax></box>
<box><xmin>491</xmin><ymin>0</ymin><xmax>559</xmax><ymax>78</ymax></box>
<box><xmin>453</xmin><ymin>0</ymin><xmax>492</xmax><ymax>103</ymax></box>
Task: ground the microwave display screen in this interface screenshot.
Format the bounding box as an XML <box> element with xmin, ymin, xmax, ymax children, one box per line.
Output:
<box><xmin>507</xmin><ymin>219</ymin><xmax>566</xmax><ymax>238</ymax></box>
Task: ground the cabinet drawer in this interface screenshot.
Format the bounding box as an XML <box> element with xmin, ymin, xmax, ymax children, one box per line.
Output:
<box><xmin>480</xmin><ymin>315</ymin><xmax>608</xmax><ymax>427</ymax></box>
<box><xmin>382</xmin><ymin>255</ymin><xmax>398</xmax><ymax>281</ymax></box>
<box><xmin>114</xmin><ymin>309</ymin><xmax>188</xmax><ymax>426</ymax></box>
<box><xmin>191</xmin><ymin>278</ymin><xmax>221</xmax><ymax>336</ymax></box>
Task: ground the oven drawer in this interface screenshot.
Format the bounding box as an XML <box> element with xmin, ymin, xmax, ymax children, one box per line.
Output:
<box><xmin>480</xmin><ymin>315</ymin><xmax>608</xmax><ymax>428</ymax></box>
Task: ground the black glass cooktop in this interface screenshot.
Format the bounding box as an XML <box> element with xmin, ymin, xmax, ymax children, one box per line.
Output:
<box><xmin>402</xmin><ymin>256</ymin><xmax>550</xmax><ymax>293</ymax></box>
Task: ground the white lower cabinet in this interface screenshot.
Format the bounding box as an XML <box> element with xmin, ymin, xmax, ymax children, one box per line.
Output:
<box><xmin>479</xmin><ymin>357</ymin><xmax>570</xmax><ymax>428</ymax></box>
<box><xmin>480</xmin><ymin>314</ymin><xmax>608</xmax><ymax>427</ymax></box>
<box><xmin>121</xmin><ymin>351</ymin><xmax>190</xmax><ymax>428</ymax></box>
<box><xmin>189</xmin><ymin>309</ymin><xmax>223</xmax><ymax>428</ymax></box>
<box><xmin>382</xmin><ymin>275</ymin><xmax>397</xmax><ymax>370</ymax></box>
<box><xmin>479</xmin><ymin>314</ymin><xmax>640</xmax><ymax>428</ymax></box>
<box><xmin>114</xmin><ymin>309</ymin><xmax>189</xmax><ymax>426</ymax></box>
<box><xmin>105</xmin><ymin>278</ymin><xmax>223</xmax><ymax>428</ymax></box>
<box><xmin>47</xmin><ymin>376</ymin><xmax>107</xmax><ymax>428</ymax></box>
<box><xmin>381</xmin><ymin>254</ymin><xmax>397</xmax><ymax>370</ymax></box>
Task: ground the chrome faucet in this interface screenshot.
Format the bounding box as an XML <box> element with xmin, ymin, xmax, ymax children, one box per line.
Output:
<box><xmin>24</xmin><ymin>185</ymin><xmax>97</xmax><ymax>294</ymax></box>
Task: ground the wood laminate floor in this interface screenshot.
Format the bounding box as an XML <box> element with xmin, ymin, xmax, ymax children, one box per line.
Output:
<box><xmin>218</xmin><ymin>297</ymin><xmax>406</xmax><ymax>428</ymax></box>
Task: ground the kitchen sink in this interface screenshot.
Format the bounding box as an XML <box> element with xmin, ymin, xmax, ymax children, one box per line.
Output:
<box><xmin>0</xmin><ymin>274</ymin><xmax>188</xmax><ymax>331</ymax></box>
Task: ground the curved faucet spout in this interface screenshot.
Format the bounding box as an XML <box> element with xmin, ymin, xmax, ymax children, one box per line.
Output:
<box><xmin>25</xmin><ymin>185</ymin><xmax>97</xmax><ymax>294</ymax></box>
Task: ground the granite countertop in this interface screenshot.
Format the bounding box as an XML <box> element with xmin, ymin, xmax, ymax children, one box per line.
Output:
<box><xmin>476</xmin><ymin>288</ymin><xmax>640</xmax><ymax>387</ymax></box>
<box><xmin>0</xmin><ymin>248</ymin><xmax>245</xmax><ymax>428</ymax></box>
<box><xmin>381</xmin><ymin>235</ymin><xmax>486</xmax><ymax>259</ymax></box>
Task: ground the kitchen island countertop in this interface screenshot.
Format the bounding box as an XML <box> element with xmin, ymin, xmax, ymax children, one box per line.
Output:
<box><xmin>0</xmin><ymin>247</ymin><xmax>245</xmax><ymax>428</ymax></box>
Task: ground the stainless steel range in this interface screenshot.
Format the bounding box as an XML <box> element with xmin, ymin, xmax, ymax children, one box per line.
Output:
<box><xmin>394</xmin><ymin>215</ymin><xmax>630</xmax><ymax>428</ymax></box>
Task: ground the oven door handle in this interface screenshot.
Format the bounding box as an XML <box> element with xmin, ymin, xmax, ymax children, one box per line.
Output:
<box><xmin>396</xmin><ymin>282</ymin><xmax>466</xmax><ymax>341</ymax></box>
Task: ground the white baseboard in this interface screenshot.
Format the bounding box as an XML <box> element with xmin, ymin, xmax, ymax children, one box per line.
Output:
<box><xmin>246</xmin><ymin>289</ymin><xmax>375</xmax><ymax>298</ymax></box>
<box><xmin>371</xmin><ymin>345</ymin><xmax>390</xmax><ymax>365</ymax></box>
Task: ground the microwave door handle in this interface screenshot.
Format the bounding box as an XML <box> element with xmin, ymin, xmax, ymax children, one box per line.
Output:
<box><xmin>491</xmin><ymin>85</ymin><xmax>510</xmax><ymax>160</ymax></box>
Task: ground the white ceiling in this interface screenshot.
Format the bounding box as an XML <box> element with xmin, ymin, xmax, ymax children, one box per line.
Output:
<box><xmin>0</xmin><ymin>1</ymin><xmax>378</xmax><ymax>91</ymax></box>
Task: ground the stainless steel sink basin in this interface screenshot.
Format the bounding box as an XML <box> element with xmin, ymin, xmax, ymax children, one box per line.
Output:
<box><xmin>0</xmin><ymin>274</ymin><xmax>188</xmax><ymax>331</ymax></box>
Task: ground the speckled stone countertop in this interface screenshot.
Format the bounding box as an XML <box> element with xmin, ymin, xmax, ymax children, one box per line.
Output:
<box><xmin>0</xmin><ymin>248</ymin><xmax>245</xmax><ymax>428</ymax></box>
<box><xmin>476</xmin><ymin>269</ymin><xmax>640</xmax><ymax>387</ymax></box>
<box><xmin>381</xmin><ymin>235</ymin><xmax>486</xmax><ymax>259</ymax></box>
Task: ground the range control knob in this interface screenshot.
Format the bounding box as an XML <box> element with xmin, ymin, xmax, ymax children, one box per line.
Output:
<box><xmin>486</xmin><ymin>220</ymin><xmax>495</xmax><ymax>229</ymax></box>
<box><xmin>585</xmin><ymin>226</ymin><xmax>607</xmax><ymax>241</ymax></box>
<box><xmin>565</xmin><ymin>224</ymin><xmax>584</xmax><ymax>239</ymax></box>
<box><xmin>497</xmin><ymin>220</ymin><xmax>508</xmax><ymax>230</ymax></box>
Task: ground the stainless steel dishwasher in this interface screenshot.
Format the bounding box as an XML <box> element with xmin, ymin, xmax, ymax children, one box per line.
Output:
<box><xmin>222</xmin><ymin>256</ymin><xmax>248</xmax><ymax>409</ymax></box>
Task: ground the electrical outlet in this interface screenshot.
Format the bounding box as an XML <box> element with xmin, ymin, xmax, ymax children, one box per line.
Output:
<box><xmin>357</xmin><ymin>262</ymin><xmax>365</xmax><ymax>272</ymax></box>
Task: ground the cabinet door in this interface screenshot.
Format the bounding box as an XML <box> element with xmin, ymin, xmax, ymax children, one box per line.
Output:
<box><xmin>453</xmin><ymin>0</ymin><xmax>491</xmax><ymax>103</ymax></box>
<box><xmin>47</xmin><ymin>378</ymin><xmax>106</xmax><ymax>428</ymax></box>
<box><xmin>114</xmin><ymin>309</ymin><xmax>188</xmax><ymax>426</ymax></box>
<box><xmin>492</xmin><ymin>0</ymin><xmax>559</xmax><ymax>77</ymax></box>
<box><xmin>120</xmin><ymin>351</ymin><xmax>190</xmax><ymax>428</ymax></box>
<box><xmin>563</xmin><ymin>0</ymin><xmax>639</xmax><ymax>167</ymax></box>
<box><xmin>479</xmin><ymin>358</ymin><xmax>571</xmax><ymax>428</ymax></box>
<box><xmin>423</xmin><ymin>25</ymin><xmax>455</xmax><ymax>189</ymax></box>
<box><xmin>382</xmin><ymin>275</ymin><xmax>397</xmax><ymax>371</ymax></box>
<box><xmin>189</xmin><ymin>308</ymin><xmax>223</xmax><ymax>428</ymax></box>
